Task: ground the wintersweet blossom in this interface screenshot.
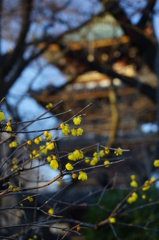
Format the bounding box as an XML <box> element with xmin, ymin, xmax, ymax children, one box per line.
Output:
<box><xmin>72</xmin><ymin>173</ymin><xmax>77</xmax><ymax>179</ymax></box>
<box><xmin>0</xmin><ymin>112</ymin><xmax>5</xmax><ymax>121</ymax></box>
<box><xmin>44</xmin><ymin>131</ymin><xmax>52</xmax><ymax>140</ymax></box>
<box><xmin>142</xmin><ymin>180</ymin><xmax>150</xmax><ymax>191</ymax></box>
<box><xmin>68</xmin><ymin>150</ymin><xmax>84</xmax><ymax>161</ymax></box>
<box><xmin>46</xmin><ymin>103</ymin><xmax>53</xmax><ymax>110</ymax></box>
<box><xmin>40</xmin><ymin>145</ymin><xmax>47</xmax><ymax>155</ymax></box>
<box><xmin>127</xmin><ymin>192</ymin><xmax>138</xmax><ymax>204</ymax></box>
<box><xmin>27</xmin><ymin>196</ymin><xmax>33</xmax><ymax>202</ymax></box>
<box><xmin>109</xmin><ymin>217</ymin><xmax>116</xmax><ymax>224</ymax></box>
<box><xmin>34</xmin><ymin>136</ymin><xmax>42</xmax><ymax>145</ymax></box>
<box><xmin>71</xmin><ymin>128</ymin><xmax>77</xmax><ymax>136</ymax></box>
<box><xmin>60</xmin><ymin>123</ymin><xmax>70</xmax><ymax>135</ymax></box>
<box><xmin>76</xmin><ymin>127</ymin><xmax>83</xmax><ymax>136</ymax></box>
<box><xmin>50</xmin><ymin>159</ymin><xmax>58</xmax><ymax>170</ymax></box>
<box><xmin>154</xmin><ymin>159</ymin><xmax>159</xmax><ymax>167</ymax></box>
<box><xmin>27</xmin><ymin>140</ymin><xmax>32</xmax><ymax>145</ymax></box>
<box><xmin>90</xmin><ymin>157</ymin><xmax>98</xmax><ymax>166</ymax></box>
<box><xmin>104</xmin><ymin>160</ymin><xmax>110</xmax><ymax>167</ymax></box>
<box><xmin>130</xmin><ymin>175</ymin><xmax>138</xmax><ymax>187</ymax></box>
<box><xmin>130</xmin><ymin>180</ymin><xmax>138</xmax><ymax>188</ymax></box>
<box><xmin>71</xmin><ymin>127</ymin><xmax>83</xmax><ymax>136</ymax></box>
<box><xmin>105</xmin><ymin>147</ymin><xmax>110</xmax><ymax>155</ymax></box>
<box><xmin>73</xmin><ymin>116</ymin><xmax>82</xmax><ymax>125</ymax></box>
<box><xmin>48</xmin><ymin>208</ymin><xmax>54</xmax><ymax>215</ymax></box>
<box><xmin>9</xmin><ymin>141</ymin><xmax>17</xmax><ymax>148</ymax></box>
<box><xmin>65</xmin><ymin>163</ymin><xmax>74</xmax><ymax>171</ymax></box>
<box><xmin>46</xmin><ymin>142</ymin><xmax>54</xmax><ymax>150</ymax></box>
<box><xmin>78</xmin><ymin>171</ymin><xmax>87</xmax><ymax>181</ymax></box>
<box><xmin>99</xmin><ymin>150</ymin><xmax>105</xmax><ymax>157</ymax></box>
<box><xmin>114</xmin><ymin>147</ymin><xmax>122</xmax><ymax>156</ymax></box>
<box><xmin>85</xmin><ymin>158</ymin><xmax>90</xmax><ymax>164</ymax></box>
<box><xmin>5</xmin><ymin>123</ymin><xmax>12</xmax><ymax>132</ymax></box>
<box><xmin>131</xmin><ymin>174</ymin><xmax>136</xmax><ymax>181</ymax></box>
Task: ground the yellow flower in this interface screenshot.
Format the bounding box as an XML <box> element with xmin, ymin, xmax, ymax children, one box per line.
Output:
<box><xmin>109</xmin><ymin>217</ymin><xmax>116</xmax><ymax>224</ymax></box>
<box><xmin>99</xmin><ymin>150</ymin><xmax>105</xmax><ymax>157</ymax></box>
<box><xmin>90</xmin><ymin>157</ymin><xmax>98</xmax><ymax>166</ymax></box>
<box><xmin>50</xmin><ymin>160</ymin><xmax>58</xmax><ymax>170</ymax></box>
<box><xmin>68</xmin><ymin>150</ymin><xmax>84</xmax><ymax>161</ymax></box>
<box><xmin>11</xmin><ymin>164</ymin><xmax>18</xmax><ymax>172</ymax></box>
<box><xmin>127</xmin><ymin>192</ymin><xmax>138</xmax><ymax>204</ymax></box>
<box><xmin>73</xmin><ymin>116</ymin><xmax>81</xmax><ymax>125</ymax></box>
<box><xmin>44</xmin><ymin>131</ymin><xmax>52</xmax><ymax>140</ymax></box>
<box><xmin>150</xmin><ymin>177</ymin><xmax>155</xmax><ymax>184</ymax></box>
<box><xmin>130</xmin><ymin>180</ymin><xmax>138</xmax><ymax>188</ymax></box>
<box><xmin>0</xmin><ymin>112</ymin><xmax>5</xmax><ymax>121</ymax></box>
<box><xmin>65</xmin><ymin>163</ymin><xmax>74</xmax><ymax>171</ymax></box>
<box><xmin>85</xmin><ymin>158</ymin><xmax>90</xmax><ymax>164</ymax></box>
<box><xmin>142</xmin><ymin>194</ymin><xmax>146</xmax><ymax>200</ymax></box>
<box><xmin>40</xmin><ymin>145</ymin><xmax>47</xmax><ymax>155</ymax></box>
<box><xmin>60</xmin><ymin>123</ymin><xmax>70</xmax><ymax>135</ymax></box>
<box><xmin>142</xmin><ymin>180</ymin><xmax>150</xmax><ymax>191</ymax></box>
<box><xmin>78</xmin><ymin>171</ymin><xmax>87</xmax><ymax>181</ymax></box>
<box><xmin>57</xmin><ymin>181</ymin><xmax>61</xmax><ymax>186</ymax></box>
<box><xmin>93</xmin><ymin>152</ymin><xmax>98</xmax><ymax>158</ymax></box>
<box><xmin>27</xmin><ymin>196</ymin><xmax>33</xmax><ymax>202</ymax></box>
<box><xmin>77</xmin><ymin>225</ymin><xmax>80</xmax><ymax>231</ymax></box>
<box><xmin>9</xmin><ymin>141</ymin><xmax>17</xmax><ymax>148</ymax></box>
<box><xmin>131</xmin><ymin>174</ymin><xmax>136</xmax><ymax>181</ymax></box>
<box><xmin>72</xmin><ymin>173</ymin><xmax>77</xmax><ymax>179</ymax></box>
<box><xmin>46</xmin><ymin>142</ymin><xmax>54</xmax><ymax>150</ymax></box>
<box><xmin>114</xmin><ymin>147</ymin><xmax>122</xmax><ymax>156</ymax></box>
<box><xmin>71</xmin><ymin>128</ymin><xmax>77</xmax><ymax>136</ymax></box>
<box><xmin>104</xmin><ymin>160</ymin><xmax>110</xmax><ymax>167</ymax></box>
<box><xmin>47</xmin><ymin>156</ymin><xmax>52</xmax><ymax>162</ymax></box>
<box><xmin>76</xmin><ymin>128</ymin><xmax>83</xmax><ymax>136</ymax></box>
<box><xmin>46</xmin><ymin>103</ymin><xmax>53</xmax><ymax>110</ymax></box>
<box><xmin>8</xmin><ymin>185</ymin><xmax>14</xmax><ymax>190</ymax></box>
<box><xmin>105</xmin><ymin>147</ymin><xmax>110</xmax><ymax>155</ymax></box>
<box><xmin>34</xmin><ymin>136</ymin><xmax>42</xmax><ymax>145</ymax></box>
<box><xmin>48</xmin><ymin>208</ymin><xmax>54</xmax><ymax>215</ymax></box>
<box><xmin>27</xmin><ymin>140</ymin><xmax>32</xmax><ymax>145</ymax></box>
<box><xmin>12</xmin><ymin>158</ymin><xmax>17</xmax><ymax>164</ymax></box>
<box><xmin>154</xmin><ymin>160</ymin><xmax>159</xmax><ymax>167</ymax></box>
<box><xmin>5</xmin><ymin>125</ymin><xmax>12</xmax><ymax>132</ymax></box>
<box><xmin>32</xmin><ymin>150</ymin><xmax>37</xmax><ymax>156</ymax></box>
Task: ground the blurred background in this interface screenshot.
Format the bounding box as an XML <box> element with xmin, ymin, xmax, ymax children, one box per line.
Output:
<box><xmin>1</xmin><ymin>0</ymin><xmax>159</xmax><ymax>185</ymax></box>
<box><xmin>1</xmin><ymin>1</ymin><xmax>159</xmax><ymax>237</ymax></box>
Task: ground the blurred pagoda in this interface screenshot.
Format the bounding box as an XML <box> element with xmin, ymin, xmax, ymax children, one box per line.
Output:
<box><xmin>31</xmin><ymin>12</ymin><xmax>157</xmax><ymax>148</ymax></box>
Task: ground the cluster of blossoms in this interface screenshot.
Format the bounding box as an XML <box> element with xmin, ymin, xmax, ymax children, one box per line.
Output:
<box><xmin>27</xmin><ymin>196</ymin><xmax>33</xmax><ymax>202</ymax></box>
<box><xmin>8</xmin><ymin>184</ymin><xmax>20</xmax><ymax>192</ymax></box>
<box><xmin>45</xmin><ymin>103</ymin><xmax>53</xmax><ymax>110</ymax></box>
<box><xmin>9</xmin><ymin>140</ymin><xmax>18</xmax><ymax>148</ymax></box>
<box><xmin>142</xmin><ymin>177</ymin><xmax>155</xmax><ymax>191</ymax></box>
<box><xmin>127</xmin><ymin>192</ymin><xmax>138</xmax><ymax>204</ymax></box>
<box><xmin>11</xmin><ymin>158</ymin><xmax>18</xmax><ymax>172</ymax></box>
<box><xmin>60</xmin><ymin>116</ymin><xmax>84</xmax><ymax>137</ymax></box>
<box><xmin>114</xmin><ymin>147</ymin><xmax>122</xmax><ymax>156</ymax></box>
<box><xmin>130</xmin><ymin>175</ymin><xmax>138</xmax><ymax>188</ymax></box>
<box><xmin>47</xmin><ymin>155</ymin><xmax>58</xmax><ymax>170</ymax></box>
<box><xmin>68</xmin><ymin>149</ymin><xmax>84</xmax><ymax>161</ymax></box>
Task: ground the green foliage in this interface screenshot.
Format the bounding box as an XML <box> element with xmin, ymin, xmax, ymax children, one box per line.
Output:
<box><xmin>84</xmin><ymin>188</ymin><xmax>159</xmax><ymax>239</ymax></box>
